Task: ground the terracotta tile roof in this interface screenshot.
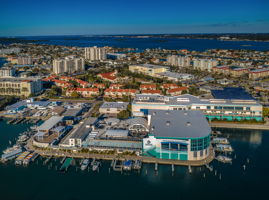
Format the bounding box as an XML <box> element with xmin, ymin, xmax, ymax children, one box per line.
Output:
<box><xmin>98</xmin><ymin>71</ymin><xmax>117</xmax><ymax>81</ymax></box>
<box><xmin>140</xmin><ymin>84</ymin><xmax>157</xmax><ymax>89</ymax></box>
<box><xmin>162</xmin><ymin>83</ymin><xmax>178</xmax><ymax>89</ymax></box>
<box><xmin>167</xmin><ymin>87</ymin><xmax>188</xmax><ymax>93</ymax></box>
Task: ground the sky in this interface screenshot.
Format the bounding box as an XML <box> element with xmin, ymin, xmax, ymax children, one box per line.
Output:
<box><xmin>0</xmin><ymin>0</ymin><xmax>269</xmax><ymax>36</ymax></box>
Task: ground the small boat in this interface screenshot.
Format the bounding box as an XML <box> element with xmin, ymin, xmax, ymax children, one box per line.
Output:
<box><xmin>215</xmin><ymin>144</ymin><xmax>233</xmax><ymax>152</ymax></box>
<box><xmin>1</xmin><ymin>148</ymin><xmax>22</xmax><ymax>162</ymax></box>
<box><xmin>92</xmin><ymin>160</ymin><xmax>100</xmax><ymax>171</ymax></box>
<box><xmin>80</xmin><ymin>159</ymin><xmax>90</xmax><ymax>171</ymax></box>
<box><xmin>123</xmin><ymin>160</ymin><xmax>132</xmax><ymax>171</ymax></box>
<box><xmin>133</xmin><ymin>160</ymin><xmax>142</xmax><ymax>170</ymax></box>
<box><xmin>212</xmin><ymin>137</ymin><xmax>230</xmax><ymax>145</ymax></box>
<box><xmin>216</xmin><ymin>155</ymin><xmax>232</xmax><ymax>163</ymax></box>
<box><xmin>3</xmin><ymin>145</ymin><xmax>21</xmax><ymax>154</ymax></box>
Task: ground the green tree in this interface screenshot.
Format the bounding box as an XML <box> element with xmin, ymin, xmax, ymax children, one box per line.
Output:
<box><xmin>117</xmin><ymin>110</ymin><xmax>130</xmax><ymax>119</ymax></box>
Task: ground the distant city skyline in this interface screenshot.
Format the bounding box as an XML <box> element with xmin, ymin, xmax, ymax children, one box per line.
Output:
<box><xmin>0</xmin><ymin>0</ymin><xmax>269</xmax><ymax>36</ymax></box>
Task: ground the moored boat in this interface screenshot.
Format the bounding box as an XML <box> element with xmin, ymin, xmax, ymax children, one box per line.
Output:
<box><xmin>80</xmin><ymin>159</ymin><xmax>90</xmax><ymax>171</ymax></box>
<box><xmin>215</xmin><ymin>155</ymin><xmax>232</xmax><ymax>163</ymax></box>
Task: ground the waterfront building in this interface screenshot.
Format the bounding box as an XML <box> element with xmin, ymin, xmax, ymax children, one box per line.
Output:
<box><xmin>132</xmin><ymin>92</ymin><xmax>263</xmax><ymax>121</ymax></box>
<box><xmin>143</xmin><ymin>110</ymin><xmax>211</xmax><ymax>161</ymax></box>
<box><xmin>0</xmin><ymin>77</ymin><xmax>42</xmax><ymax>97</ymax></box>
<box><xmin>99</xmin><ymin>102</ymin><xmax>129</xmax><ymax>116</ymax></box>
<box><xmin>167</xmin><ymin>55</ymin><xmax>191</xmax><ymax>67</ymax></box>
<box><xmin>17</xmin><ymin>56</ymin><xmax>33</xmax><ymax>65</ymax></box>
<box><xmin>85</xmin><ymin>46</ymin><xmax>107</xmax><ymax>61</ymax></box>
<box><xmin>52</xmin><ymin>56</ymin><xmax>85</xmax><ymax>74</ymax></box>
<box><xmin>0</xmin><ymin>67</ymin><xmax>15</xmax><ymax>77</ymax></box>
<box><xmin>129</xmin><ymin>64</ymin><xmax>168</xmax><ymax>77</ymax></box>
<box><xmin>193</xmin><ymin>59</ymin><xmax>218</xmax><ymax>71</ymax></box>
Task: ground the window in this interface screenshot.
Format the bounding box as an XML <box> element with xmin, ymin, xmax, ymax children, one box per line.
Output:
<box><xmin>193</xmin><ymin>151</ymin><xmax>197</xmax><ymax>158</ymax></box>
<box><xmin>200</xmin><ymin>150</ymin><xmax>203</xmax><ymax>157</ymax></box>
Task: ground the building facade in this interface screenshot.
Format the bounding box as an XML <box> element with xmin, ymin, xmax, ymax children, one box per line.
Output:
<box><xmin>0</xmin><ymin>67</ymin><xmax>15</xmax><ymax>77</ymax></box>
<box><xmin>193</xmin><ymin>59</ymin><xmax>218</xmax><ymax>72</ymax></box>
<box><xmin>129</xmin><ymin>64</ymin><xmax>168</xmax><ymax>77</ymax></box>
<box><xmin>132</xmin><ymin>94</ymin><xmax>263</xmax><ymax>121</ymax></box>
<box><xmin>143</xmin><ymin>110</ymin><xmax>211</xmax><ymax>161</ymax></box>
<box><xmin>85</xmin><ymin>46</ymin><xmax>107</xmax><ymax>61</ymax></box>
<box><xmin>53</xmin><ymin>56</ymin><xmax>85</xmax><ymax>74</ymax></box>
<box><xmin>167</xmin><ymin>55</ymin><xmax>191</xmax><ymax>67</ymax></box>
<box><xmin>0</xmin><ymin>77</ymin><xmax>43</xmax><ymax>97</ymax></box>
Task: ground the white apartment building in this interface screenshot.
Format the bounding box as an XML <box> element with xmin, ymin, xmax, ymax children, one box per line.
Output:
<box><xmin>17</xmin><ymin>56</ymin><xmax>33</xmax><ymax>65</ymax></box>
<box><xmin>52</xmin><ymin>56</ymin><xmax>85</xmax><ymax>74</ymax></box>
<box><xmin>85</xmin><ymin>46</ymin><xmax>107</xmax><ymax>61</ymax></box>
<box><xmin>193</xmin><ymin>59</ymin><xmax>218</xmax><ymax>72</ymax></box>
<box><xmin>0</xmin><ymin>67</ymin><xmax>15</xmax><ymax>77</ymax></box>
<box><xmin>167</xmin><ymin>55</ymin><xmax>191</xmax><ymax>67</ymax></box>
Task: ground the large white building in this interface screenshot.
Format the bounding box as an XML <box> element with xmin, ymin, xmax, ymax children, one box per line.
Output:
<box><xmin>0</xmin><ymin>67</ymin><xmax>15</xmax><ymax>77</ymax></box>
<box><xmin>85</xmin><ymin>46</ymin><xmax>107</xmax><ymax>61</ymax></box>
<box><xmin>167</xmin><ymin>55</ymin><xmax>191</xmax><ymax>68</ymax></box>
<box><xmin>17</xmin><ymin>56</ymin><xmax>33</xmax><ymax>65</ymax></box>
<box><xmin>193</xmin><ymin>59</ymin><xmax>218</xmax><ymax>71</ymax></box>
<box><xmin>52</xmin><ymin>56</ymin><xmax>85</xmax><ymax>74</ymax></box>
<box><xmin>143</xmin><ymin>110</ymin><xmax>211</xmax><ymax>161</ymax></box>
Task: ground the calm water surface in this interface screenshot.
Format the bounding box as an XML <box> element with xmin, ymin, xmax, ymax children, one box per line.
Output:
<box><xmin>0</xmin><ymin>120</ymin><xmax>268</xmax><ymax>200</ymax></box>
<box><xmin>2</xmin><ymin>36</ymin><xmax>269</xmax><ymax>51</ymax></box>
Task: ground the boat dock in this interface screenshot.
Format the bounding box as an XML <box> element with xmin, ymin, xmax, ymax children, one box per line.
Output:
<box><xmin>15</xmin><ymin>151</ymin><xmax>30</xmax><ymax>165</ymax></box>
<box><xmin>60</xmin><ymin>158</ymin><xmax>73</xmax><ymax>172</ymax></box>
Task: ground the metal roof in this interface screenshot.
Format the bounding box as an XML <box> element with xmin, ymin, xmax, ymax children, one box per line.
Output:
<box><xmin>69</xmin><ymin>118</ymin><xmax>97</xmax><ymax>140</ymax></box>
<box><xmin>100</xmin><ymin>102</ymin><xmax>128</xmax><ymax>109</ymax></box>
<box><xmin>211</xmin><ymin>87</ymin><xmax>254</xmax><ymax>100</ymax></box>
<box><xmin>149</xmin><ymin>110</ymin><xmax>211</xmax><ymax>139</ymax></box>
<box><xmin>37</xmin><ymin>116</ymin><xmax>64</xmax><ymax>132</ymax></box>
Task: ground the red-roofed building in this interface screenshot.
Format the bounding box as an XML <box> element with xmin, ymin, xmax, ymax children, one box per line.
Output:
<box><xmin>74</xmin><ymin>79</ymin><xmax>89</xmax><ymax>88</ymax></box>
<box><xmin>141</xmin><ymin>90</ymin><xmax>162</xmax><ymax>95</ymax></box>
<box><xmin>161</xmin><ymin>83</ymin><xmax>178</xmax><ymax>89</ymax></box>
<box><xmin>52</xmin><ymin>79</ymin><xmax>73</xmax><ymax>88</ymax></box>
<box><xmin>66</xmin><ymin>88</ymin><xmax>99</xmax><ymax>97</ymax></box>
<box><xmin>167</xmin><ymin>87</ymin><xmax>188</xmax><ymax>96</ymax></box>
<box><xmin>92</xmin><ymin>83</ymin><xmax>106</xmax><ymax>89</ymax></box>
<box><xmin>42</xmin><ymin>75</ymin><xmax>58</xmax><ymax>82</ymax></box>
<box><xmin>109</xmin><ymin>84</ymin><xmax>123</xmax><ymax>89</ymax></box>
<box><xmin>104</xmin><ymin>88</ymin><xmax>138</xmax><ymax>98</ymax></box>
<box><xmin>97</xmin><ymin>71</ymin><xmax>118</xmax><ymax>82</ymax></box>
<box><xmin>140</xmin><ymin>84</ymin><xmax>157</xmax><ymax>90</ymax></box>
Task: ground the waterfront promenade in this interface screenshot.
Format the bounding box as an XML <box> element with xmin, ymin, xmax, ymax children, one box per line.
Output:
<box><xmin>28</xmin><ymin>140</ymin><xmax>214</xmax><ymax>167</ymax></box>
<box><xmin>209</xmin><ymin>119</ymin><xmax>269</xmax><ymax>130</ymax></box>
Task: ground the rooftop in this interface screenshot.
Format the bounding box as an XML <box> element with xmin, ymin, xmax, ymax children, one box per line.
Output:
<box><xmin>149</xmin><ymin>110</ymin><xmax>211</xmax><ymax>139</ymax></box>
<box><xmin>211</xmin><ymin>87</ymin><xmax>254</xmax><ymax>100</ymax></box>
<box><xmin>100</xmin><ymin>102</ymin><xmax>128</xmax><ymax>109</ymax></box>
<box><xmin>37</xmin><ymin>116</ymin><xmax>64</xmax><ymax>132</ymax></box>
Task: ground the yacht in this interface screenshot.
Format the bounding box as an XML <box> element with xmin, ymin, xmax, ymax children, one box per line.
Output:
<box><xmin>80</xmin><ymin>159</ymin><xmax>90</xmax><ymax>171</ymax></box>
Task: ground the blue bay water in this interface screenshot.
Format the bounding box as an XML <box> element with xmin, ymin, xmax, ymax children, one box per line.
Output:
<box><xmin>3</xmin><ymin>36</ymin><xmax>269</xmax><ymax>51</ymax></box>
<box><xmin>0</xmin><ymin>120</ymin><xmax>268</xmax><ymax>200</ymax></box>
